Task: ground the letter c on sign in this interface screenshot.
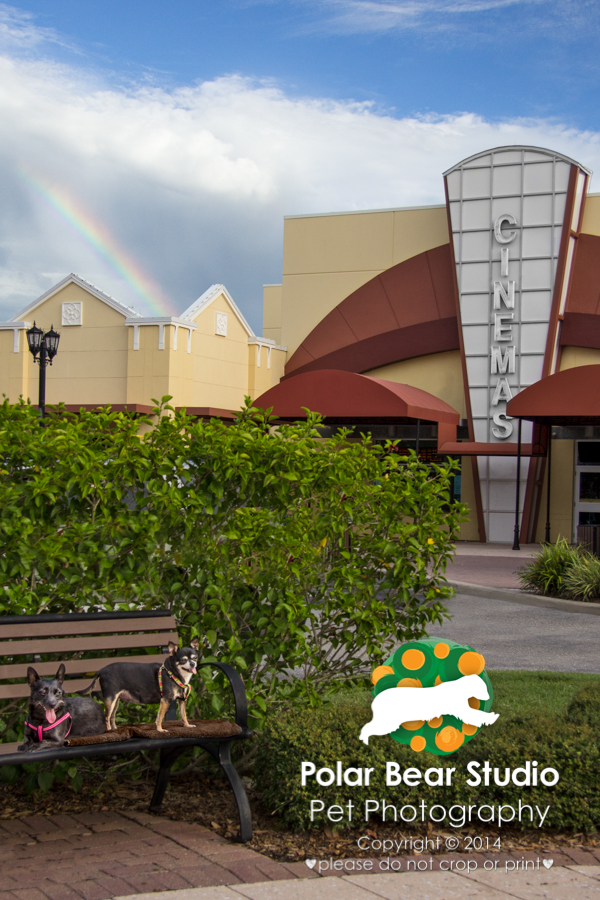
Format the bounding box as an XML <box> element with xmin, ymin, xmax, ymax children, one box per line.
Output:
<box><xmin>494</xmin><ymin>214</ymin><xmax>517</xmax><ymax>244</ymax></box>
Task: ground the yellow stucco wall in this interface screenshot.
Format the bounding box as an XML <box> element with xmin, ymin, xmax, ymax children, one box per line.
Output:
<box><xmin>41</xmin><ymin>283</ymin><xmax>129</xmax><ymax>406</ymax></box>
<box><xmin>365</xmin><ymin>351</ymin><xmax>467</xmax><ymax>418</ymax></box>
<box><xmin>279</xmin><ymin>205</ymin><xmax>449</xmax><ymax>355</ymax></box>
<box><xmin>248</xmin><ymin>345</ymin><xmax>287</xmax><ymax>402</ymax></box>
<box><xmin>125</xmin><ymin>324</ymin><xmax>172</xmax><ymax>408</ymax></box>
<box><xmin>0</xmin><ymin>328</ymin><xmax>29</xmax><ymax>404</ymax></box>
<box><xmin>559</xmin><ymin>346</ymin><xmax>600</xmax><ymax>370</ymax></box>
<box><xmin>0</xmin><ymin>280</ymin><xmax>277</xmax><ymax>414</ymax></box>
<box><xmin>581</xmin><ymin>193</ymin><xmax>600</xmax><ymax>236</ymax></box>
<box><xmin>533</xmin><ymin>441</ymin><xmax>575</xmax><ymax>543</ymax></box>
<box><xmin>188</xmin><ymin>293</ymin><xmax>253</xmax><ymax>411</ymax></box>
<box><xmin>262</xmin><ymin>285</ymin><xmax>283</xmax><ymax>345</ymax></box>
<box><xmin>2</xmin><ymin>283</ymin><xmax>130</xmax><ymax>407</ymax></box>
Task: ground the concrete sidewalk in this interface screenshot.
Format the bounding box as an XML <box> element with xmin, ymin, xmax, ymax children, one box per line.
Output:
<box><xmin>446</xmin><ymin>542</ymin><xmax>539</xmax><ymax>590</ymax></box>
<box><xmin>116</xmin><ymin>866</ymin><xmax>600</xmax><ymax>900</ymax></box>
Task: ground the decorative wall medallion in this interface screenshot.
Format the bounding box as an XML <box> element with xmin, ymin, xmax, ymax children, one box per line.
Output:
<box><xmin>61</xmin><ymin>302</ymin><xmax>82</xmax><ymax>326</ymax></box>
<box><xmin>215</xmin><ymin>312</ymin><xmax>228</xmax><ymax>336</ymax></box>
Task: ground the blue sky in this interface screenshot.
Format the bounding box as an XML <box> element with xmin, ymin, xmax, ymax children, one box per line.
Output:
<box><xmin>1</xmin><ymin>1</ymin><xmax>599</xmax><ymax>328</ymax></box>
<box><xmin>13</xmin><ymin>1</ymin><xmax>600</xmax><ymax>126</ymax></box>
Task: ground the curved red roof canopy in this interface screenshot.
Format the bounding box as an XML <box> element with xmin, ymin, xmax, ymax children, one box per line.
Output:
<box><xmin>507</xmin><ymin>365</ymin><xmax>600</xmax><ymax>425</ymax></box>
<box><xmin>283</xmin><ymin>234</ymin><xmax>600</xmax><ymax>379</ymax></box>
<box><xmin>254</xmin><ymin>369</ymin><xmax>459</xmax><ymax>424</ymax></box>
<box><xmin>284</xmin><ymin>245</ymin><xmax>459</xmax><ymax>378</ymax></box>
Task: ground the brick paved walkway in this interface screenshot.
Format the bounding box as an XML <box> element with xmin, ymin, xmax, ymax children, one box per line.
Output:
<box><xmin>0</xmin><ymin>811</ymin><xmax>305</xmax><ymax>900</ymax></box>
<box><xmin>0</xmin><ymin>811</ymin><xmax>599</xmax><ymax>900</ymax></box>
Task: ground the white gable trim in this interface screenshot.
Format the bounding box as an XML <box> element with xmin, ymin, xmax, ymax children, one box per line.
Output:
<box><xmin>12</xmin><ymin>274</ymin><xmax>141</xmax><ymax>322</ymax></box>
<box><xmin>180</xmin><ymin>284</ymin><xmax>254</xmax><ymax>337</ymax></box>
<box><xmin>0</xmin><ymin>322</ymin><xmax>30</xmax><ymax>353</ymax></box>
<box><xmin>124</xmin><ymin>316</ymin><xmax>197</xmax><ymax>328</ymax></box>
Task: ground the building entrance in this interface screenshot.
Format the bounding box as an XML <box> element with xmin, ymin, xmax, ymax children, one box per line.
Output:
<box><xmin>573</xmin><ymin>440</ymin><xmax>600</xmax><ymax>542</ymax></box>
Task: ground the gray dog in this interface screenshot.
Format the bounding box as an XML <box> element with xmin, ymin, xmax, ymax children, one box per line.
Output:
<box><xmin>19</xmin><ymin>664</ymin><xmax>105</xmax><ymax>752</ymax></box>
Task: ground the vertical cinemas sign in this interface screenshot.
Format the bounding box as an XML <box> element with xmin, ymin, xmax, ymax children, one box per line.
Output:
<box><xmin>491</xmin><ymin>212</ymin><xmax>518</xmax><ymax>439</ymax></box>
<box><xmin>444</xmin><ymin>146</ymin><xmax>589</xmax><ymax>542</ymax></box>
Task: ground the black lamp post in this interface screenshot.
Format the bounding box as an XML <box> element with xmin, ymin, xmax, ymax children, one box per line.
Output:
<box><xmin>26</xmin><ymin>322</ymin><xmax>60</xmax><ymax>418</ymax></box>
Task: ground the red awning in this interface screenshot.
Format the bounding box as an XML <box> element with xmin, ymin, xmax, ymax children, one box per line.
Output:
<box><xmin>253</xmin><ymin>369</ymin><xmax>460</xmax><ymax>424</ymax></box>
<box><xmin>507</xmin><ymin>365</ymin><xmax>600</xmax><ymax>424</ymax></box>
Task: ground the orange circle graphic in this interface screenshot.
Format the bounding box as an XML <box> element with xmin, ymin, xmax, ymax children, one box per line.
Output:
<box><xmin>402</xmin><ymin>649</ymin><xmax>426</xmax><ymax>670</ymax></box>
<box><xmin>371</xmin><ymin>665</ymin><xmax>395</xmax><ymax>685</ymax></box>
<box><xmin>458</xmin><ymin>651</ymin><xmax>485</xmax><ymax>676</ymax></box>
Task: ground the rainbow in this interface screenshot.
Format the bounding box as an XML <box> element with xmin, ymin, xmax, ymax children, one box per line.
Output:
<box><xmin>21</xmin><ymin>169</ymin><xmax>174</xmax><ymax>315</ymax></box>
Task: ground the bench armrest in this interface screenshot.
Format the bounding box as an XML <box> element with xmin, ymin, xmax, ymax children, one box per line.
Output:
<box><xmin>198</xmin><ymin>661</ymin><xmax>248</xmax><ymax>730</ymax></box>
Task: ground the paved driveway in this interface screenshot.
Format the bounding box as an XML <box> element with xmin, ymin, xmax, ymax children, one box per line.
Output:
<box><xmin>429</xmin><ymin>592</ymin><xmax>600</xmax><ymax>673</ymax></box>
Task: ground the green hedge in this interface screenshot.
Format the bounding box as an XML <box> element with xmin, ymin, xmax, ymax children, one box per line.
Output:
<box><xmin>254</xmin><ymin>701</ymin><xmax>600</xmax><ymax>832</ymax></box>
<box><xmin>566</xmin><ymin>683</ymin><xmax>600</xmax><ymax>728</ymax></box>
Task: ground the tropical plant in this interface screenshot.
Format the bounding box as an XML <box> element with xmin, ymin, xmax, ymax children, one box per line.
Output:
<box><xmin>518</xmin><ymin>538</ymin><xmax>583</xmax><ymax>596</ymax></box>
<box><xmin>561</xmin><ymin>552</ymin><xmax>600</xmax><ymax>601</ymax></box>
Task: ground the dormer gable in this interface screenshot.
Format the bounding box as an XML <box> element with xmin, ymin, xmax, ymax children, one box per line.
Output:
<box><xmin>11</xmin><ymin>273</ymin><xmax>141</xmax><ymax>322</ymax></box>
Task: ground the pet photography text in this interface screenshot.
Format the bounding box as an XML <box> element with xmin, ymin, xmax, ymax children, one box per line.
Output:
<box><xmin>301</xmin><ymin>761</ymin><xmax>560</xmax><ymax>828</ymax></box>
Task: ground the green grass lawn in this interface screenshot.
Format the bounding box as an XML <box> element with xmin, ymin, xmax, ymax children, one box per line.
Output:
<box><xmin>333</xmin><ymin>670</ymin><xmax>600</xmax><ymax>720</ymax></box>
<box><xmin>487</xmin><ymin>670</ymin><xmax>600</xmax><ymax>719</ymax></box>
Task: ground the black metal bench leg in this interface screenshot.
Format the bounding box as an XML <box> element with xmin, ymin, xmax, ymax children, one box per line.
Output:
<box><xmin>218</xmin><ymin>741</ymin><xmax>252</xmax><ymax>843</ymax></box>
<box><xmin>150</xmin><ymin>745</ymin><xmax>188</xmax><ymax>811</ymax></box>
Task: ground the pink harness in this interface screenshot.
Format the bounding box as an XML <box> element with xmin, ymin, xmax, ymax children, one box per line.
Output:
<box><xmin>25</xmin><ymin>712</ymin><xmax>72</xmax><ymax>743</ymax></box>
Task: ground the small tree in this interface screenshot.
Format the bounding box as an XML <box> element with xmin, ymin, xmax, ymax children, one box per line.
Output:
<box><xmin>0</xmin><ymin>397</ymin><xmax>465</xmax><ymax>725</ymax></box>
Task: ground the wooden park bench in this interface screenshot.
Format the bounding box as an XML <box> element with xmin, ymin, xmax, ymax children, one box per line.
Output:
<box><xmin>0</xmin><ymin>609</ymin><xmax>253</xmax><ymax>841</ymax></box>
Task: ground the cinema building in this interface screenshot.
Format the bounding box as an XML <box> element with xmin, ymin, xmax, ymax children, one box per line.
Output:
<box><xmin>2</xmin><ymin>144</ymin><xmax>600</xmax><ymax>544</ymax></box>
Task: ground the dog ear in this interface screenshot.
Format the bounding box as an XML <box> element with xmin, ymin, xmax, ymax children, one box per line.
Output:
<box><xmin>55</xmin><ymin>664</ymin><xmax>66</xmax><ymax>684</ymax></box>
<box><xmin>190</xmin><ymin>636</ymin><xmax>199</xmax><ymax>651</ymax></box>
<box><xmin>27</xmin><ymin>667</ymin><xmax>40</xmax><ymax>686</ymax></box>
<box><xmin>168</xmin><ymin>641</ymin><xmax>178</xmax><ymax>655</ymax></box>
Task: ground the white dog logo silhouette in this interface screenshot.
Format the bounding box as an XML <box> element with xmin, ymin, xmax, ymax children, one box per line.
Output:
<box><xmin>360</xmin><ymin>673</ymin><xmax>499</xmax><ymax>745</ymax></box>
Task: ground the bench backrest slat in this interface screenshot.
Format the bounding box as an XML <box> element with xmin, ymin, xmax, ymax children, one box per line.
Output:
<box><xmin>0</xmin><ymin>654</ymin><xmax>166</xmax><ymax>681</ymax></box>
<box><xmin>0</xmin><ymin>611</ymin><xmax>181</xmax><ymax>703</ymax></box>
<box><xmin>0</xmin><ymin>617</ymin><xmax>176</xmax><ymax>640</ymax></box>
<box><xmin>0</xmin><ymin>679</ymin><xmax>117</xmax><ymax>701</ymax></box>
<box><xmin>0</xmin><ymin>632</ymin><xmax>179</xmax><ymax>657</ymax></box>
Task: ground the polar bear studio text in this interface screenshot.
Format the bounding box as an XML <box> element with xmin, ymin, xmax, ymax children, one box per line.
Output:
<box><xmin>300</xmin><ymin>760</ymin><xmax>560</xmax><ymax>789</ymax></box>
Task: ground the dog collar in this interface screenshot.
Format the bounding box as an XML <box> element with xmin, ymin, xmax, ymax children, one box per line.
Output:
<box><xmin>25</xmin><ymin>712</ymin><xmax>72</xmax><ymax>743</ymax></box>
<box><xmin>158</xmin><ymin>665</ymin><xmax>191</xmax><ymax>700</ymax></box>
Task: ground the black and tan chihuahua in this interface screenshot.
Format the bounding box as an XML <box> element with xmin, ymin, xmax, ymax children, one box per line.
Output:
<box><xmin>78</xmin><ymin>638</ymin><xmax>200</xmax><ymax>731</ymax></box>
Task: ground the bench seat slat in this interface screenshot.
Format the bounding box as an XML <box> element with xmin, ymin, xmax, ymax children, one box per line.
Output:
<box><xmin>0</xmin><ymin>632</ymin><xmax>179</xmax><ymax>657</ymax></box>
<box><xmin>0</xmin><ymin>617</ymin><xmax>177</xmax><ymax>640</ymax></box>
<box><xmin>0</xmin><ymin>654</ymin><xmax>167</xmax><ymax>681</ymax></box>
<box><xmin>0</xmin><ymin>742</ymin><xmax>20</xmax><ymax>755</ymax></box>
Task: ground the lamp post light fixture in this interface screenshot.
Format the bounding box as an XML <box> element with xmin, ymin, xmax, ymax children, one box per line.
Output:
<box><xmin>26</xmin><ymin>322</ymin><xmax>60</xmax><ymax>418</ymax></box>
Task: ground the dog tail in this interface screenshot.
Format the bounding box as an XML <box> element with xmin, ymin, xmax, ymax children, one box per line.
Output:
<box><xmin>75</xmin><ymin>674</ymin><xmax>101</xmax><ymax>696</ymax></box>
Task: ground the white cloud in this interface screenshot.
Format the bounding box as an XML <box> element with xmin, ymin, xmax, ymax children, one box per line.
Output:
<box><xmin>304</xmin><ymin>0</ymin><xmax>537</xmax><ymax>35</ymax></box>
<box><xmin>0</xmin><ymin>3</ymin><xmax>70</xmax><ymax>51</ymax></box>
<box><xmin>0</xmin><ymin>35</ymin><xmax>599</xmax><ymax>328</ymax></box>
<box><xmin>289</xmin><ymin>0</ymin><xmax>598</xmax><ymax>38</ymax></box>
